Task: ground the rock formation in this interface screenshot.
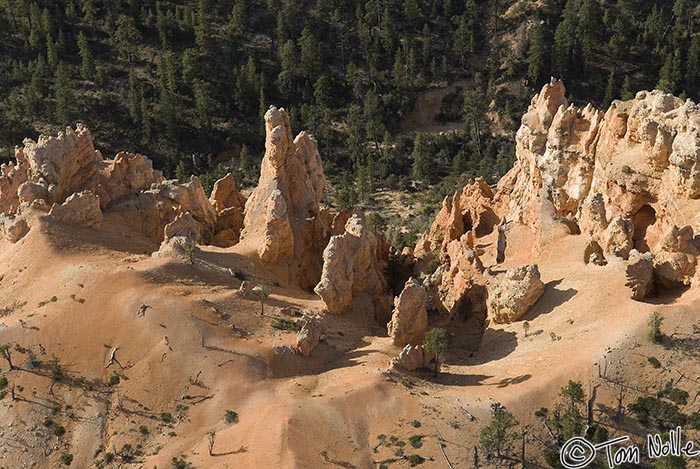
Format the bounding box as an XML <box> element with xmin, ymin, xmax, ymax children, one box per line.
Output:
<box><xmin>414</xmin><ymin>177</ymin><xmax>497</xmax><ymax>270</ymax></box>
<box><xmin>209</xmin><ymin>173</ymin><xmax>247</xmax><ymax>247</ymax></box>
<box><xmin>153</xmin><ymin>212</ymin><xmax>200</xmax><ymax>261</ymax></box>
<box><xmin>487</xmin><ymin>265</ymin><xmax>545</xmax><ymax>324</ymax></box>
<box><xmin>239</xmin><ymin>106</ymin><xmax>330</xmax><ymax>290</ymax></box>
<box><xmin>296</xmin><ymin>315</ymin><xmax>322</xmax><ymax>357</ymax></box>
<box><xmin>387</xmin><ymin>279</ymin><xmax>428</xmax><ymax>347</ymax></box>
<box><xmin>626</xmin><ymin>250</ymin><xmax>655</xmax><ymax>300</ymax></box>
<box><xmin>390</xmin><ymin>344</ymin><xmax>435</xmax><ymax>371</ymax></box>
<box><xmin>315</xmin><ymin>214</ymin><xmax>391</xmax><ymax>319</ymax></box>
<box><xmin>414</xmin><ymin>79</ymin><xmax>700</xmax><ymax>330</ymax></box>
<box><xmin>48</xmin><ymin>191</ymin><xmax>102</xmax><ymax>229</ymax></box>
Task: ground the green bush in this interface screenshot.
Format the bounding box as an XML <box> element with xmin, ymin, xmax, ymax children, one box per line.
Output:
<box><xmin>648</xmin><ymin>312</ymin><xmax>664</xmax><ymax>343</ymax></box>
<box><xmin>224</xmin><ymin>409</ymin><xmax>239</xmax><ymax>424</ymax></box>
<box><xmin>647</xmin><ymin>356</ymin><xmax>662</xmax><ymax>368</ymax></box>
<box><xmin>408</xmin><ymin>435</ymin><xmax>423</xmax><ymax>448</ymax></box>
<box><xmin>59</xmin><ymin>452</ymin><xmax>73</xmax><ymax>466</ymax></box>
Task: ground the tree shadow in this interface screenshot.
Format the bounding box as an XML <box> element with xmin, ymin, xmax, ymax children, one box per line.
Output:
<box><xmin>521</xmin><ymin>279</ymin><xmax>577</xmax><ymax>321</ymax></box>
<box><xmin>495</xmin><ymin>374</ymin><xmax>531</xmax><ymax>388</ymax></box>
<box><xmin>212</xmin><ymin>446</ymin><xmax>248</xmax><ymax>457</ymax></box>
<box><xmin>433</xmin><ymin>372</ymin><xmax>493</xmax><ymax>387</ymax></box>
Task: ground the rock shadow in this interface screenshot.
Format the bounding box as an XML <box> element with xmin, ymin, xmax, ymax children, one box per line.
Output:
<box><xmin>521</xmin><ymin>279</ymin><xmax>577</xmax><ymax>321</ymax></box>
<box><xmin>451</xmin><ymin>328</ymin><xmax>518</xmax><ymax>366</ymax></box>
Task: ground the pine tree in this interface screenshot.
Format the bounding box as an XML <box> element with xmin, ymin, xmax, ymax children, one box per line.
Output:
<box><xmin>278</xmin><ymin>39</ymin><xmax>299</xmax><ymax>96</ymax></box>
<box><xmin>527</xmin><ymin>24</ymin><xmax>547</xmax><ymax>85</ymax></box>
<box><xmin>412</xmin><ymin>133</ymin><xmax>436</xmax><ymax>184</ymax></box>
<box><xmin>229</xmin><ymin>0</ymin><xmax>246</xmax><ymax>37</ymax></box>
<box><xmin>620</xmin><ymin>75</ymin><xmax>634</xmax><ymax>100</ymax></box>
<box><xmin>46</xmin><ymin>33</ymin><xmax>58</xmax><ymax>67</ymax></box>
<box><xmin>603</xmin><ymin>70</ymin><xmax>617</xmax><ymax>108</ymax></box>
<box><xmin>114</xmin><ymin>15</ymin><xmax>141</xmax><ymax>63</ymax></box>
<box><xmin>81</xmin><ymin>0</ymin><xmax>95</xmax><ymax>22</ymax></box>
<box><xmin>298</xmin><ymin>27</ymin><xmax>322</xmax><ymax>79</ymax></box>
<box><xmin>313</xmin><ymin>75</ymin><xmax>331</xmax><ymax>108</ymax></box>
<box><xmin>53</xmin><ymin>61</ymin><xmax>73</xmax><ymax>124</ymax></box>
<box><xmin>77</xmin><ymin>32</ymin><xmax>95</xmax><ymax>80</ymax></box>
<box><xmin>128</xmin><ymin>69</ymin><xmax>139</xmax><ymax>122</ymax></box>
<box><xmin>657</xmin><ymin>49</ymin><xmax>683</xmax><ymax>94</ymax></box>
<box><xmin>686</xmin><ymin>36</ymin><xmax>700</xmax><ymax>97</ymax></box>
<box><xmin>578</xmin><ymin>0</ymin><xmax>603</xmax><ymax>70</ymax></box>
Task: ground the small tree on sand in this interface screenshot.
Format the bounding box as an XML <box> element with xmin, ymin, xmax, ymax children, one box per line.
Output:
<box><xmin>648</xmin><ymin>312</ymin><xmax>664</xmax><ymax>343</ymax></box>
<box><xmin>252</xmin><ymin>285</ymin><xmax>270</xmax><ymax>316</ymax></box>
<box><xmin>480</xmin><ymin>404</ymin><xmax>519</xmax><ymax>460</ymax></box>
<box><xmin>423</xmin><ymin>328</ymin><xmax>450</xmax><ymax>377</ymax></box>
<box><xmin>0</xmin><ymin>344</ymin><xmax>13</xmax><ymax>371</ymax></box>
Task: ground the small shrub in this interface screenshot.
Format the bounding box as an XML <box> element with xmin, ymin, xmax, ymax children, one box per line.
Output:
<box><xmin>407</xmin><ymin>454</ymin><xmax>425</xmax><ymax>466</ymax></box>
<box><xmin>103</xmin><ymin>452</ymin><xmax>115</xmax><ymax>463</ymax></box>
<box><xmin>648</xmin><ymin>356</ymin><xmax>662</xmax><ymax>368</ymax></box>
<box><xmin>43</xmin><ymin>419</ymin><xmax>54</xmax><ymax>427</ymax></box>
<box><xmin>621</xmin><ymin>165</ymin><xmax>632</xmax><ymax>174</ymax></box>
<box><xmin>54</xmin><ymin>426</ymin><xmax>66</xmax><ymax>438</ymax></box>
<box><xmin>161</xmin><ymin>412</ymin><xmax>174</xmax><ymax>424</ymax></box>
<box><xmin>411</xmin><ymin>420</ymin><xmax>421</xmax><ymax>428</ymax></box>
<box><xmin>648</xmin><ymin>312</ymin><xmax>664</xmax><ymax>343</ymax></box>
<box><xmin>59</xmin><ymin>452</ymin><xmax>73</xmax><ymax>466</ymax></box>
<box><xmin>271</xmin><ymin>318</ymin><xmax>300</xmax><ymax>331</ymax></box>
<box><xmin>171</xmin><ymin>456</ymin><xmax>193</xmax><ymax>469</ymax></box>
<box><xmin>667</xmin><ymin>388</ymin><xmax>689</xmax><ymax>406</ymax></box>
<box><xmin>139</xmin><ymin>425</ymin><xmax>149</xmax><ymax>435</ymax></box>
<box><xmin>108</xmin><ymin>371</ymin><xmax>120</xmax><ymax>386</ymax></box>
<box><xmin>0</xmin><ymin>376</ymin><xmax>7</xmax><ymax>388</ymax></box>
<box><xmin>223</xmin><ymin>409</ymin><xmax>239</xmax><ymax>424</ymax></box>
<box><xmin>408</xmin><ymin>435</ymin><xmax>423</xmax><ymax>448</ymax></box>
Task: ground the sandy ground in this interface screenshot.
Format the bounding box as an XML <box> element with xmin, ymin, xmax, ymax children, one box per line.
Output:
<box><xmin>0</xmin><ymin>210</ymin><xmax>697</xmax><ymax>468</ymax></box>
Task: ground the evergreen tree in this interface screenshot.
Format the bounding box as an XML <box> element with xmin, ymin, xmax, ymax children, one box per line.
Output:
<box><xmin>527</xmin><ymin>24</ymin><xmax>547</xmax><ymax>85</ymax></box>
<box><xmin>603</xmin><ymin>70</ymin><xmax>617</xmax><ymax>108</ymax></box>
<box><xmin>53</xmin><ymin>61</ymin><xmax>73</xmax><ymax>124</ymax></box>
<box><xmin>278</xmin><ymin>39</ymin><xmax>299</xmax><ymax>96</ymax></box>
<box><xmin>412</xmin><ymin>133</ymin><xmax>436</xmax><ymax>183</ymax></box>
<box><xmin>77</xmin><ymin>32</ymin><xmax>95</xmax><ymax>80</ymax></box>
<box><xmin>114</xmin><ymin>15</ymin><xmax>141</xmax><ymax>63</ymax></box>
<box><xmin>578</xmin><ymin>0</ymin><xmax>603</xmax><ymax>68</ymax></box>
<box><xmin>298</xmin><ymin>26</ymin><xmax>322</xmax><ymax>79</ymax></box>
<box><xmin>552</xmin><ymin>0</ymin><xmax>580</xmax><ymax>79</ymax></box>
<box><xmin>127</xmin><ymin>69</ymin><xmax>139</xmax><ymax>122</ymax></box>
<box><xmin>229</xmin><ymin>0</ymin><xmax>246</xmax><ymax>37</ymax></box>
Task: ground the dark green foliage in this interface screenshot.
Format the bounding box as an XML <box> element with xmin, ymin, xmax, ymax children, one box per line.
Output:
<box><xmin>628</xmin><ymin>396</ymin><xmax>686</xmax><ymax>430</ymax></box>
<box><xmin>161</xmin><ymin>412</ymin><xmax>174</xmax><ymax>424</ymax></box>
<box><xmin>408</xmin><ymin>434</ymin><xmax>423</xmax><ymax>448</ymax></box>
<box><xmin>480</xmin><ymin>405</ymin><xmax>519</xmax><ymax>459</ymax></box>
<box><xmin>648</xmin><ymin>356</ymin><xmax>662</xmax><ymax>368</ymax></box>
<box><xmin>648</xmin><ymin>312</ymin><xmax>664</xmax><ymax>343</ymax></box>
<box><xmin>423</xmin><ymin>328</ymin><xmax>450</xmax><ymax>377</ymax></box>
<box><xmin>223</xmin><ymin>409</ymin><xmax>239</xmax><ymax>424</ymax></box>
<box><xmin>60</xmin><ymin>452</ymin><xmax>73</xmax><ymax>466</ymax></box>
<box><xmin>271</xmin><ymin>318</ymin><xmax>299</xmax><ymax>331</ymax></box>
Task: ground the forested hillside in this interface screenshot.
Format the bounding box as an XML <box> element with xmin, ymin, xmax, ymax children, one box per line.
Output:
<box><xmin>0</xmin><ymin>0</ymin><xmax>699</xmax><ymax>241</ymax></box>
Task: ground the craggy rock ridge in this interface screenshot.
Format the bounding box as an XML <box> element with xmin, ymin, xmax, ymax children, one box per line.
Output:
<box><xmin>239</xmin><ymin>106</ymin><xmax>330</xmax><ymax>290</ymax></box>
<box><xmin>0</xmin><ymin>112</ymin><xmax>390</xmax><ymax>318</ymax></box>
<box><xmin>416</xmin><ymin>79</ymin><xmax>700</xmax><ymax>329</ymax></box>
<box><xmin>0</xmin><ymin>125</ymin><xmax>231</xmax><ymax>250</ymax></box>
